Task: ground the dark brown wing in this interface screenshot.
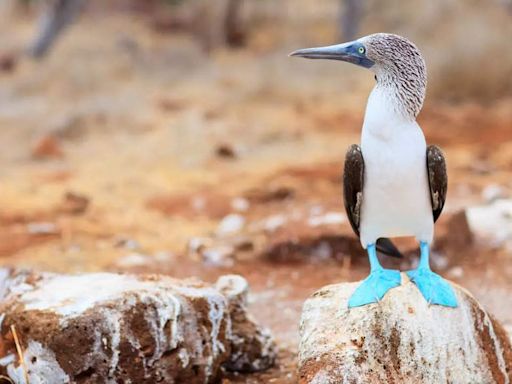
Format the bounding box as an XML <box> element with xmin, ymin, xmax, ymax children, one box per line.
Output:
<box><xmin>343</xmin><ymin>145</ymin><xmax>402</xmax><ymax>258</ymax></box>
<box><xmin>426</xmin><ymin>145</ymin><xmax>448</xmax><ymax>222</ymax></box>
<box><xmin>343</xmin><ymin>144</ymin><xmax>364</xmax><ymax>237</ymax></box>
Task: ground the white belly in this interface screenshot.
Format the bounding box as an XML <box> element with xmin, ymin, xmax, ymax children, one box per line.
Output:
<box><xmin>359</xmin><ymin>122</ymin><xmax>434</xmax><ymax>247</ymax></box>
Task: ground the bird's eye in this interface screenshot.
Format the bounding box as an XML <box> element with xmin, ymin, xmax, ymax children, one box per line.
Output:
<box><xmin>358</xmin><ymin>46</ymin><xmax>366</xmax><ymax>54</ymax></box>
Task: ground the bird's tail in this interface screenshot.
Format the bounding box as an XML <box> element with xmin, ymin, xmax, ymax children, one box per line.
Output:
<box><xmin>376</xmin><ymin>238</ymin><xmax>403</xmax><ymax>258</ymax></box>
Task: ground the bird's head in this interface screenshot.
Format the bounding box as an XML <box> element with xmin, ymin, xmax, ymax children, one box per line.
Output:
<box><xmin>290</xmin><ymin>33</ymin><xmax>427</xmax><ymax>118</ymax></box>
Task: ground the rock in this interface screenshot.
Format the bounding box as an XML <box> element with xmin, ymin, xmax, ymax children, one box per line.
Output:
<box><xmin>114</xmin><ymin>237</ymin><xmax>141</xmax><ymax>251</ymax></box>
<box><xmin>443</xmin><ymin>209</ymin><xmax>473</xmax><ymax>247</ymax></box>
<box><xmin>215</xmin><ymin>144</ymin><xmax>237</xmax><ymax>159</ymax></box>
<box><xmin>49</xmin><ymin>114</ymin><xmax>86</xmax><ymax>141</ymax></box>
<box><xmin>307</xmin><ymin>212</ymin><xmax>345</xmax><ymax>227</ymax></box>
<box><xmin>58</xmin><ymin>191</ymin><xmax>90</xmax><ymax>215</ymax></box>
<box><xmin>188</xmin><ymin>237</ymin><xmax>212</xmax><ymax>254</ymax></box>
<box><xmin>466</xmin><ymin>199</ymin><xmax>512</xmax><ymax>247</ymax></box>
<box><xmin>299</xmin><ymin>276</ymin><xmax>512</xmax><ymax>384</ymax></box>
<box><xmin>31</xmin><ymin>134</ymin><xmax>64</xmax><ymax>159</ymax></box>
<box><xmin>434</xmin><ymin>210</ymin><xmax>473</xmax><ymax>264</ymax></box>
<box><xmin>115</xmin><ymin>252</ymin><xmax>151</xmax><ymax>268</ymax></box>
<box><xmin>0</xmin><ymin>269</ymin><xmax>276</xmax><ymax>383</ymax></box>
<box><xmin>259</xmin><ymin>214</ymin><xmax>287</xmax><ymax>233</ymax></box>
<box><xmin>216</xmin><ymin>275</ymin><xmax>277</xmax><ymax>372</ymax></box>
<box><xmin>26</xmin><ymin>222</ymin><xmax>59</xmax><ymax>235</ymax></box>
<box><xmin>202</xmin><ymin>246</ymin><xmax>236</xmax><ymax>268</ymax></box>
<box><xmin>0</xmin><ymin>53</ymin><xmax>17</xmax><ymax>72</ymax></box>
<box><xmin>230</xmin><ymin>197</ymin><xmax>250</xmax><ymax>212</ymax></box>
<box><xmin>217</xmin><ymin>214</ymin><xmax>245</xmax><ymax>236</ymax></box>
<box><xmin>482</xmin><ymin>184</ymin><xmax>507</xmax><ymax>203</ymax></box>
<box><xmin>186</xmin><ymin>238</ymin><xmax>236</xmax><ymax>267</ymax></box>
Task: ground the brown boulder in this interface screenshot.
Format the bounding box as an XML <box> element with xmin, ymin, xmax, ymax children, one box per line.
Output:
<box><xmin>299</xmin><ymin>275</ymin><xmax>512</xmax><ymax>384</ymax></box>
<box><xmin>0</xmin><ymin>269</ymin><xmax>276</xmax><ymax>383</ymax></box>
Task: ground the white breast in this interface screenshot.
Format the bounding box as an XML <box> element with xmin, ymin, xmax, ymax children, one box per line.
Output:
<box><xmin>358</xmin><ymin>87</ymin><xmax>434</xmax><ymax>247</ymax></box>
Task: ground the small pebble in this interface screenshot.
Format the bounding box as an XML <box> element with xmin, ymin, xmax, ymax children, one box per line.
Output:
<box><xmin>217</xmin><ymin>214</ymin><xmax>245</xmax><ymax>235</ymax></box>
<box><xmin>231</xmin><ymin>197</ymin><xmax>249</xmax><ymax>212</ymax></box>
<box><xmin>263</xmin><ymin>215</ymin><xmax>286</xmax><ymax>232</ymax></box>
<box><xmin>448</xmin><ymin>266</ymin><xmax>464</xmax><ymax>279</ymax></box>
<box><xmin>202</xmin><ymin>246</ymin><xmax>235</xmax><ymax>267</ymax></box>
<box><xmin>308</xmin><ymin>212</ymin><xmax>345</xmax><ymax>227</ymax></box>
<box><xmin>27</xmin><ymin>222</ymin><xmax>58</xmax><ymax>235</ymax></box>
<box><xmin>116</xmin><ymin>253</ymin><xmax>149</xmax><ymax>268</ymax></box>
<box><xmin>482</xmin><ymin>184</ymin><xmax>505</xmax><ymax>203</ymax></box>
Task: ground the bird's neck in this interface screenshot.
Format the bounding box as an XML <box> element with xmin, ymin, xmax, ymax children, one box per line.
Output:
<box><xmin>373</xmin><ymin>67</ymin><xmax>426</xmax><ymax>120</ymax></box>
<box><xmin>362</xmin><ymin>85</ymin><xmax>421</xmax><ymax>141</ymax></box>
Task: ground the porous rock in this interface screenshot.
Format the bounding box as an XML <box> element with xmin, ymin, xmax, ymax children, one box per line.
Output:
<box><xmin>299</xmin><ymin>275</ymin><xmax>512</xmax><ymax>384</ymax></box>
<box><xmin>0</xmin><ymin>269</ymin><xmax>276</xmax><ymax>383</ymax></box>
<box><xmin>216</xmin><ymin>275</ymin><xmax>277</xmax><ymax>372</ymax></box>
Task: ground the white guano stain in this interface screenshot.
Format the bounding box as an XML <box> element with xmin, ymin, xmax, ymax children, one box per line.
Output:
<box><xmin>8</xmin><ymin>341</ymin><xmax>69</xmax><ymax>384</ymax></box>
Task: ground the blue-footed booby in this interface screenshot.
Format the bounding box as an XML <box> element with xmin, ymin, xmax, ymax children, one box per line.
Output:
<box><xmin>290</xmin><ymin>33</ymin><xmax>457</xmax><ymax>308</ymax></box>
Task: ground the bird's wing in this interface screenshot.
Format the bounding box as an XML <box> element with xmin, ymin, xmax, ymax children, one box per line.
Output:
<box><xmin>426</xmin><ymin>145</ymin><xmax>448</xmax><ymax>222</ymax></box>
<box><xmin>343</xmin><ymin>144</ymin><xmax>402</xmax><ymax>258</ymax></box>
<box><xmin>343</xmin><ymin>144</ymin><xmax>364</xmax><ymax>237</ymax></box>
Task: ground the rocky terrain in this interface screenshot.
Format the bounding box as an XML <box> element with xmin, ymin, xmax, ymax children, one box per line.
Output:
<box><xmin>0</xmin><ymin>1</ymin><xmax>511</xmax><ymax>382</ymax></box>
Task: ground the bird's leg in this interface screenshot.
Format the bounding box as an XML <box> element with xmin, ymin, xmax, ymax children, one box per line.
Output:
<box><xmin>407</xmin><ymin>241</ymin><xmax>458</xmax><ymax>308</ymax></box>
<box><xmin>348</xmin><ymin>243</ymin><xmax>401</xmax><ymax>308</ymax></box>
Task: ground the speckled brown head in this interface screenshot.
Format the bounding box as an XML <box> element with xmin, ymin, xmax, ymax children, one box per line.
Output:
<box><xmin>290</xmin><ymin>33</ymin><xmax>427</xmax><ymax>118</ymax></box>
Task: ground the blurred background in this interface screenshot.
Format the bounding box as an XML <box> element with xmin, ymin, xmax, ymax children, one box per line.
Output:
<box><xmin>0</xmin><ymin>1</ymin><xmax>511</xmax><ymax>381</ymax></box>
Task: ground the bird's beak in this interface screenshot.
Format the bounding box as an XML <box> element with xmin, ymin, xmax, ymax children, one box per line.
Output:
<box><xmin>289</xmin><ymin>42</ymin><xmax>374</xmax><ymax>68</ymax></box>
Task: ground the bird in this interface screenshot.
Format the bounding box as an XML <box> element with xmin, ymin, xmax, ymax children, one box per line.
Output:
<box><xmin>30</xmin><ymin>0</ymin><xmax>84</xmax><ymax>59</ymax></box>
<box><xmin>290</xmin><ymin>33</ymin><xmax>457</xmax><ymax>308</ymax></box>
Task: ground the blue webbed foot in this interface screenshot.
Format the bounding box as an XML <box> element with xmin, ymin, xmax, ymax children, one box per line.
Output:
<box><xmin>408</xmin><ymin>241</ymin><xmax>458</xmax><ymax>308</ymax></box>
<box><xmin>348</xmin><ymin>268</ymin><xmax>401</xmax><ymax>308</ymax></box>
<box><xmin>407</xmin><ymin>268</ymin><xmax>458</xmax><ymax>307</ymax></box>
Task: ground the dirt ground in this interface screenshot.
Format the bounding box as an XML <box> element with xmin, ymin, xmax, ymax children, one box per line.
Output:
<box><xmin>0</xmin><ymin>6</ymin><xmax>511</xmax><ymax>383</ymax></box>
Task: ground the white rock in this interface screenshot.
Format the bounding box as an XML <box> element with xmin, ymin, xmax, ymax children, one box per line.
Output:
<box><xmin>202</xmin><ymin>246</ymin><xmax>235</xmax><ymax>267</ymax></box>
<box><xmin>187</xmin><ymin>237</ymin><xmax>211</xmax><ymax>253</ymax></box>
<box><xmin>312</xmin><ymin>241</ymin><xmax>332</xmax><ymax>261</ymax></box>
<box><xmin>299</xmin><ymin>276</ymin><xmax>512</xmax><ymax>384</ymax></box>
<box><xmin>466</xmin><ymin>199</ymin><xmax>512</xmax><ymax>246</ymax></box>
<box><xmin>309</xmin><ymin>205</ymin><xmax>324</xmax><ymax>216</ymax></box>
<box><xmin>115</xmin><ymin>253</ymin><xmax>150</xmax><ymax>268</ymax></box>
<box><xmin>114</xmin><ymin>237</ymin><xmax>140</xmax><ymax>250</ymax></box>
<box><xmin>154</xmin><ymin>251</ymin><xmax>174</xmax><ymax>262</ymax></box>
<box><xmin>308</xmin><ymin>212</ymin><xmax>345</xmax><ymax>227</ymax></box>
<box><xmin>191</xmin><ymin>196</ymin><xmax>206</xmax><ymax>211</ymax></box>
<box><xmin>447</xmin><ymin>266</ymin><xmax>464</xmax><ymax>279</ymax></box>
<box><xmin>262</xmin><ymin>215</ymin><xmax>286</xmax><ymax>232</ymax></box>
<box><xmin>231</xmin><ymin>197</ymin><xmax>250</xmax><ymax>212</ymax></box>
<box><xmin>217</xmin><ymin>214</ymin><xmax>245</xmax><ymax>236</ymax></box>
<box><xmin>26</xmin><ymin>222</ymin><xmax>58</xmax><ymax>235</ymax></box>
<box><xmin>431</xmin><ymin>251</ymin><xmax>449</xmax><ymax>270</ymax></box>
<box><xmin>482</xmin><ymin>184</ymin><xmax>506</xmax><ymax>203</ymax></box>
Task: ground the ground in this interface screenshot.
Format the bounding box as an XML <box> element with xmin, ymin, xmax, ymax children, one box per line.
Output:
<box><xmin>0</xmin><ymin>5</ymin><xmax>511</xmax><ymax>383</ymax></box>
